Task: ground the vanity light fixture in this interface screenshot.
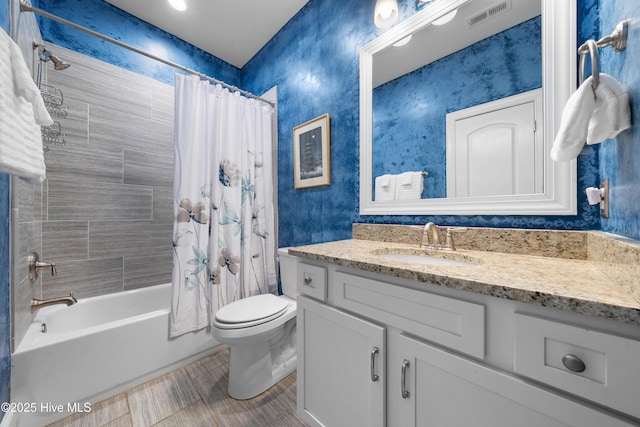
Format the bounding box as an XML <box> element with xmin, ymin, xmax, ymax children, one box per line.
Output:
<box><xmin>168</xmin><ymin>0</ymin><xmax>186</xmax><ymax>11</ymax></box>
<box><xmin>432</xmin><ymin>9</ymin><xmax>458</xmax><ymax>26</ymax></box>
<box><xmin>374</xmin><ymin>0</ymin><xmax>399</xmax><ymax>29</ymax></box>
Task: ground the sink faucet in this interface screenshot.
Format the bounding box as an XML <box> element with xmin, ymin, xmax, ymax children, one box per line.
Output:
<box><xmin>421</xmin><ymin>222</ymin><xmax>441</xmax><ymax>249</ymax></box>
<box><xmin>31</xmin><ymin>293</ymin><xmax>77</xmax><ymax>312</ymax></box>
<box><xmin>421</xmin><ymin>223</ymin><xmax>467</xmax><ymax>251</ymax></box>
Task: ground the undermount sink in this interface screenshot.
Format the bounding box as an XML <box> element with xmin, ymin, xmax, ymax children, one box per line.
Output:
<box><xmin>371</xmin><ymin>248</ymin><xmax>480</xmax><ymax>267</ymax></box>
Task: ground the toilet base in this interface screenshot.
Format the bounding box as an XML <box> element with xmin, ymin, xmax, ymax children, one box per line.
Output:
<box><xmin>227</xmin><ymin>319</ymin><xmax>297</xmax><ymax>400</ymax></box>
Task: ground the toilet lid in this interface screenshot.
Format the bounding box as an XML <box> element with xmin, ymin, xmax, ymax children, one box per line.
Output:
<box><xmin>214</xmin><ymin>294</ymin><xmax>289</xmax><ymax>327</ymax></box>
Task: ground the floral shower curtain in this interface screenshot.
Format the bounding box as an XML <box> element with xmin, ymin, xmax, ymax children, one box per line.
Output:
<box><xmin>170</xmin><ymin>74</ymin><xmax>276</xmax><ymax>337</ymax></box>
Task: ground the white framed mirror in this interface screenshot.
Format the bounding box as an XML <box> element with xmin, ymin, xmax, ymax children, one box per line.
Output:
<box><xmin>359</xmin><ymin>0</ymin><xmax>577</xmax><ymax>215</ymax></box>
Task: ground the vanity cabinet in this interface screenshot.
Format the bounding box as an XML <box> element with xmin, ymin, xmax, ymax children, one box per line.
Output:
<box><xmin>392</xmin><ymin>334</ymin><xmax>632</xmax><ymax>427</ymax></box>
<box><xmin>296</xmin><ymin>260</ymin><xmax>640</xmax><ymax>427</ymax></box>
<box><xmin>297</xmin><ymin>295</ymin><xmax>385</xmax><ymax>427</ymax></box>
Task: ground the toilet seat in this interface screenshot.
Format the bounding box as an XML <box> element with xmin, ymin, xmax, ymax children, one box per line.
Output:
<box><xmin>214</xmin><ymin>294</ymin><xmax>289</xmax><ymax>329</ymax></box>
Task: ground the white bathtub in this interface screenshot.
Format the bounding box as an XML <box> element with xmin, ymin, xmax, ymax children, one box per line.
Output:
<box><xmin>10</xmin><ymin>283</ymin><xmax>220</xmax><ymax>427</ymax></box>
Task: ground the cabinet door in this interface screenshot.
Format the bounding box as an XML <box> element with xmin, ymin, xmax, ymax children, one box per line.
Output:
<box><xmin>394</xmin><ymin>334</ymin><xmax>635</xmax><ymax>427</ymax></box>
<box><xmin>297</xmin><ymin>296</ymin><xmax>385</xmax><ymax>427</ymax></box>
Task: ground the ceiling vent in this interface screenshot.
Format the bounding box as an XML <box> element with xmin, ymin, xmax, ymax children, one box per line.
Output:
<box><xmin>467</xmin><ymin>0</ymin><xmax>512</xmax><ymax>28</ymax></box>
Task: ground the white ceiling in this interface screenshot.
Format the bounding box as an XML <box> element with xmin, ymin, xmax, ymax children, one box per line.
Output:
<box><xmin>105</xmin><ymin>0</ymin><xmax>309</xmax><ymax>69</ymax></box>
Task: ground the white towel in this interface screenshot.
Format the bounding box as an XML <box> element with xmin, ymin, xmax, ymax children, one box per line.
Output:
<box><xmin>587</xmin><ymin>74</ymin><xmax>631</xmax><ymax>145</ymax></box>
<box><xmin>395</xmin><ymin>171</ymin><xmax>423</xmax><ymax>200</ymax></box>
<box><xmin>0</xmin><ymin>28</ymin><xmax>52</xmax><ymax>181</ymax></box>
<box><xmin>550</xmin><ymin>76</ymin><xmax>596</xmax><ymax>162</ymax></box>
<box><xmin>374</xmin><ymin>174</ymin><xmax>396</xmax><ymax>201</ymax></box>
<box><xmin>551</xmin><ymin>74</ymin><xmax>631</xmax><ymax>162</ymax></box>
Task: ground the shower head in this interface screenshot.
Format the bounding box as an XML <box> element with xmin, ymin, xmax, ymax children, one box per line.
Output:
<box><xmin>49</xmin><ymin>54</ymin><xmax>70</xmax><ymax>70</ymax></box>
<box><xmin>32</xmin><ymin>42</ymin><xmax>71</xmax><ymax>71</ymax></box>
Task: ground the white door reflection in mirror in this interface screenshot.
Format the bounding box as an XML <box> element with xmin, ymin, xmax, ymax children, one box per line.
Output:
<box><xmin>447</xmin><ymin>89</ymin><xmax>543</xmax><ymax>197</ymax></box>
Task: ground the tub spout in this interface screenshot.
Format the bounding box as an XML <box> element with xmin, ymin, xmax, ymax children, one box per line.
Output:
<box><xmin>31</xmin><ymin>293</ymin><xmax>78</xmax><ymax>312</ymax></box>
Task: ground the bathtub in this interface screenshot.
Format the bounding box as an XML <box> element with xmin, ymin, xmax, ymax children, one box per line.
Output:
<box><xmin>10</xmin><ymin>283</ymin><xmax>220</xmax><ymax>427</ymax></box>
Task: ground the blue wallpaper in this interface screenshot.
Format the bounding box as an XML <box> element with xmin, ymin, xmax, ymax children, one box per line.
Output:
<box><xmin>0</xmin><ymin>0</ymin><xmax>10</xmax><ymax>416</ymax></box>
<box><xmin>596</xmin><ymin>1</ymin><xmax>640</xmax><ymax>240</ymax></box>
<box><xmin>372</xmin><ymin>17</ymin><xmax>542</xmax><ymax>199</ymax></box>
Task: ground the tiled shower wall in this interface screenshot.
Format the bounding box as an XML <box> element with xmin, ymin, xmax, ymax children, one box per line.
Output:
<box><xmin>10</xmin><ymin>5</ymin><xmax>46</xmax><ymax>349</ymax></box>
<box><xmin>42</xmin><ymin>43</ymin><xmax>175</xmax><ymax>297</ymax></box>
<box><xmin>13</xmin><ymin>42</ymin><xmax>176</xmax><ymax>347</ymax></box>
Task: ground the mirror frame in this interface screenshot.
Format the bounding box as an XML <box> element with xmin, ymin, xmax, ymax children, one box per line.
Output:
<box><xmin>359</xmin><ymin>0</ymin><xmax>577</xmax><ymax>216</ymax></box>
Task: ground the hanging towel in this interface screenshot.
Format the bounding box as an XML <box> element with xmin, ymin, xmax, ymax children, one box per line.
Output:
<box><xmin>374</xmin><ymin>174</ymin><xmax>396</xmax><ymax>201</ymax></box>
<box><xmin>550</xmin><ymin>76</ymin><xmax>596</xmax><ymax>162</ymax></box>
<box><xmin>0</xmin><ymin>28</ymin><xmax>52</xmax><ymax>182</ymax></box>
<box><xmin>395</xmin><ymin>171</ymin><xmax>423</xmax><ymax>200</ymax></box>
<box><xmin>587</xmin><ymin>74</ymin><xmax>631</xmax><ymax>145</ymax></box>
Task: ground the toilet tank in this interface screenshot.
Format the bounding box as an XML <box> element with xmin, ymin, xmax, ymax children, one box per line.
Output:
<box><xmin>277</xmin><ymin>247</ymin><xmax>297</xmax><ymax>298</ymax></box>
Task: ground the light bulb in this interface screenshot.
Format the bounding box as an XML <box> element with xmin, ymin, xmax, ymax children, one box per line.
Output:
<box><xmin>168</xmin><ymin>0</ymin><xmax>186</xmax><ymax>11</ymax></box>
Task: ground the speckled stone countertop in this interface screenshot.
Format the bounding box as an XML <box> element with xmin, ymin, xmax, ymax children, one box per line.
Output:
<box><xmin>289</xmin><ymin>225</ymin><xmax>640</xmax><ymax>325</ymax></box>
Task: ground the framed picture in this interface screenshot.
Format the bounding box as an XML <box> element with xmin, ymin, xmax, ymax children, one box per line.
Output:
<box><xmin>293</xmin><ymin>113</ymin><xmax>331</xmax><ymax>189</ymax></box>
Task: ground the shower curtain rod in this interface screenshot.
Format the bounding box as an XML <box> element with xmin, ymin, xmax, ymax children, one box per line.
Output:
<box><xmin>19</xmin><ymin>1</ymin><xmax>275</xmax><ymax>107</ymax></box>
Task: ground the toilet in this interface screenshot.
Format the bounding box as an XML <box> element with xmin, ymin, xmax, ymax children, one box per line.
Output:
<box><xmin>211</xmin><ymin>247</ymin><xmax>298</xmax><ymax>400</ymax></box>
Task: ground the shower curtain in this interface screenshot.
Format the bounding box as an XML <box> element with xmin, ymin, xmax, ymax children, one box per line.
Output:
<box><xmin>170</xmin><ymin>74</ymin><xmax>276</xmax><ymax>337</ymax></box>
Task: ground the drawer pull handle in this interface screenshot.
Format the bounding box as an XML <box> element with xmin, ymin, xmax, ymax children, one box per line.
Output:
<box><xmin>401</xmin><ymin>359</ymin><xmax>410</xmax><ymax>399</ymax></box>
<box><xmin>562</xmin><ymin>354</ymin><xmax>586</xmax><ymax>373</ymax></box>
<box><xmin>303</xmin><ymin>273</ymin><xmax>315</xmax><ymax>288</ymax></box>
<box><xmin>370</xmin><ymin>347</ymin><xmax>379</xmax><ymax>382</ymax></box>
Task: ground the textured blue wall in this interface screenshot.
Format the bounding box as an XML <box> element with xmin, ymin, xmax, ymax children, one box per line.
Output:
<box><xmin>0</xmin><ymin>0</ymin><xmax>11</xmax><ymax>417</ymax></box>
<box><xmin>242</xmin><ymin>0</ymin><xmax>374</xmax><ymax>247</ymax></box>
<box><xmin>373</xmin><ymin>17</ymin><xmax>542</xmax><ymax>199</ymax></box>
<box><xmin>35</xmin><ymin>0</ymin><xmax>241</xmax><ymax>87</ymax></box>
<box><xmin>596</xmin><ymin>1</ymin><xmax>640</xmax><ymax>240</ymax></box>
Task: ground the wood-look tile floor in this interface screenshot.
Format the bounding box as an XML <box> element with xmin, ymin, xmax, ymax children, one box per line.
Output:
<box><xmin>47</xmin><ymin>349</ymin><xmax>309</xmax><ymax>427</ymax></box>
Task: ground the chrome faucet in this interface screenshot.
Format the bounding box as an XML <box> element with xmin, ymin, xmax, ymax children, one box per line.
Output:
<box><xmin>421</xmin><ymin>222</ymin><xmax>441</xmax><ymax>249</ymax></box>
<box><xmin>31</xmin><ymin>293</ymin><xmax>77</xmax><ymax>312</ymax></box>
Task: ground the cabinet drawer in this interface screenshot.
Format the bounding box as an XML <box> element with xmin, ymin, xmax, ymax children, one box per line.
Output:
<box><xmin>297</xmin><ymin>262</ymin><xmax>327</xmax><ymax>301</ymax></box>
<box><xmin>514</xmin><ymin>313</ymin><xmax>640</xmax><ymax>419</ymax></box>
<box><xmin>333</xmin><ymin>271</ymin><xmax>484</xmax><ymax>359</ymax></box>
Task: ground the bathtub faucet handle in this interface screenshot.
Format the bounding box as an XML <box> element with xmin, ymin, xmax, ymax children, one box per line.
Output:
<box><xmin>28</xmin><ymin>252</ymin><xmax>57</xmax><ymax>280</ymax></box>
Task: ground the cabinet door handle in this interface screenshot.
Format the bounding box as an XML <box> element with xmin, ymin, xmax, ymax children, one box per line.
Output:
<box><xmin>562</xmin><ymin>354</ymin><xmax>586</xmax><ymax>373</ymax></box>
<box><xmin>303</xmin><ymin>273</ymin><xmax>315</xmax><ymax>288</ymax></box>
<box><xmin>370</xmin><ymin>347</ymin><xmax>379</xmax><ymax>382</ymax></box>
<box><xmin>401</xmin><ymin>359</ymin><xmax>410</xmax><ymax>399</ymax></box>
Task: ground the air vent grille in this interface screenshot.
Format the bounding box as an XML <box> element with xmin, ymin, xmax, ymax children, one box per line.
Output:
<box><xmin>468</xmin><ymin>0</ymin><xmax>512</xmax><ymax>28</ymax></box>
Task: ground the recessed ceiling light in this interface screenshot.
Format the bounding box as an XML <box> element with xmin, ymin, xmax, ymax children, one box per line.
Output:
<box><xmin>168</xmin><ymin>0</ymin><xmax>187</xmax><ymax>11</ymax></box>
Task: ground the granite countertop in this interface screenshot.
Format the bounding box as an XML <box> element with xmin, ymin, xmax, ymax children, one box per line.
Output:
<box><xmin>289</xmin><ymin>233</ymin><xmax>640</xmax><ymax>326</ymax></box>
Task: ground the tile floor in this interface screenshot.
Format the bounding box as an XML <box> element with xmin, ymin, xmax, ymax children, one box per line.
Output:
<box><xmin>47</xmin><ymin>349</ymin><xmax>309</xmax><ymax>427</ymax></box>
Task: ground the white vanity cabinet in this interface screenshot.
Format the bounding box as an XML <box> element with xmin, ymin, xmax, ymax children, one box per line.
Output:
<box><xmin>296</xmin><ymin>260</ymin><xmax>640</xmax><ymax>427</ymax></box>
<box><xmin>297</xmin><ymin>296</ymin><xmax>385</xmax><ymax>427</ymax></box>
<box><xmin>392</xmin><ymin>334</ymin><xmax>633</xmax><ymax>427</ymax></box>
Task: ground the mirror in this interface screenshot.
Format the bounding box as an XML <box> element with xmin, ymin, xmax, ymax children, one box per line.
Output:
<box><xmin>359</xmin><ymin>0</ymin><xmax>577</xmax><ymax>215</ymax></box>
